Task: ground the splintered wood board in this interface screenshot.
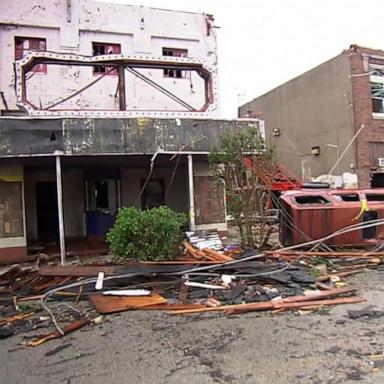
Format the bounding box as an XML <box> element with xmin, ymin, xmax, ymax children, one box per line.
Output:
<box><xmin>89</xmin><ymin>293</ymin><xmax>167</xmax><ymax>314</ymax></box>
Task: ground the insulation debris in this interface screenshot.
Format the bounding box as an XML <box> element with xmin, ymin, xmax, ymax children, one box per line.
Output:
<box><xmin>185</xmin><ymin>230</ymin><xmax>223</xmax><ymax>250</ymax></box>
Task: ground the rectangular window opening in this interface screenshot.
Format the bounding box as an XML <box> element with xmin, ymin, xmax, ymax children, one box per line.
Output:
<box><xmin>87</xmin><ymin>179</ymin><xmax>118</xmax><ymax>211</ymax></box>
<box><xmin>95</xmin><ymin>181</ymin><xmax>109</xmax><ymax>209</ymax></box>
<box><xmin>371</xmin><ymin>82</ymin><xmax>384</xmax><ymax>113</ymax></box>
<box><xmin>295</xmin><ymin>195</ymin><xmax>330</xmax><ymax>205</ymax></box>
<box><xmin>92</xmin><ymin>42</ymin><xmax>121</xmax><ymax>75</ymax></box>
<box><xmin>162</xmin><ymin>47</ymin><xmax>188</xmax><ymax>78</ymax></box>
<box><xmin>15</xmin><ymin>36</ymin><xmax>47</xmax><ymax>73</ymax></box>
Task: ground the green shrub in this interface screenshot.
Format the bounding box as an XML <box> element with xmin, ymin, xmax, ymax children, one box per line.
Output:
<box><xmin>107</xmin><ymin>206</ymin><xmax>187</xmax><ymax>261</ymax></box>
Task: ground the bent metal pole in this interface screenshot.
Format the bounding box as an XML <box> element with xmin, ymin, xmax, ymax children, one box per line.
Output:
<box><xmin>55</xmin><ymin>151</ymin><xmax>66</xmax><ymax>265</ymax></box>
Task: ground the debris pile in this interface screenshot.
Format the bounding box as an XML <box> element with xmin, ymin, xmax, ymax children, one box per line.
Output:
<box><xmin>0</xmin><ymin>241</ymin><xmax>380</xmax><ymax>347</ymax></box>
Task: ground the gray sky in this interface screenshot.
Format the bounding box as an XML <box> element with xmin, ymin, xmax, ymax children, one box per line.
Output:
<box><xmin>99</xmin><ymin>0</ymin><xmax>384</xmax><ymax>118</ymax></box>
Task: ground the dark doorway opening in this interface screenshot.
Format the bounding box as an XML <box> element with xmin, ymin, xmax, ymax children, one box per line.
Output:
<box><xmin>141</xmin><ymin>179</ymin><xmax>165</xmax><ymax>209</ymax></box>
<box><xmin>371</xmin><ymin>173</ymin><xmax>384</xmax><ymax>188</ymax></box>
<box><xmin>36</xmin><ymin>182</ymin><xmax>59</xmax><ymax>242</ymax></box>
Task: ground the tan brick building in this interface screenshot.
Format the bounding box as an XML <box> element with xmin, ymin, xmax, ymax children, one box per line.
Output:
<box><xmin>239</xmin><ymin>45</ymin><xmax>384</xmax><ymax>188</ymax></box>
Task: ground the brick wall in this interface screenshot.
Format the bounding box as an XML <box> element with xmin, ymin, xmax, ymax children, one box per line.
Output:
<box><xmin>348</xmin><ymin>47</ymin><xmax>384</xmax><ymax>188</ymax></box>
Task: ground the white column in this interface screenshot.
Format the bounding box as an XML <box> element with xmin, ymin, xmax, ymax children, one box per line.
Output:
<box><xmin>55</xmin><ymin>152</ymin><xmax>66</xmax><ymax>265</ymax></box>
<box><xmin>187</xmin><ymin>154</ymin><xmax>195</xmax><ymax>231</ymax></box>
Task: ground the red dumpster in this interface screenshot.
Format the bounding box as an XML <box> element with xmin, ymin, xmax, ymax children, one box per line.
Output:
<box><xmin>279</xmin><ymin>189</ymin><xmax>384</xmax><ymax>246</ymax></box>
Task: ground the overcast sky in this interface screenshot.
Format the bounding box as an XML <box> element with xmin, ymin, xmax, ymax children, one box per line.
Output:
<box><xmin>99</xmin><ymin>0</ymin><xmax>384</xmax><ymax>118</ymax></box>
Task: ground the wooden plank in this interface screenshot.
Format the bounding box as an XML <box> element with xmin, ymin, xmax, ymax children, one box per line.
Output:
<box><xmin>39</xmin><ymin>263</ymin><xmax>203</xmax><ymax>276</ymax></box>
<box><xmin>136</xmin><ymin>303</ymin><xmax>207</xmax><ymax>310</ymax></box>
<box><xmin>90</xmin><ymin>293</ymin><xmax>167</xmax><ymax>314</ymax></box>
<box><xmin>27</xmin><ymin>318</ymin><xmax>91</xmax><ymax>347</ymax></box>
<box><xmin>0</xmin><ymin>311</ymin><xmax>35</xmax><ymax>326</ymax></box>
<box><xmin>202</xmin><ymin>248</ymin><xmax>233</xmax><ymax>261</ymax></box>
<box><xmin>266</xmin><ymin>250</ymin><xmax>384</xmax><ymax>258</ymax></box>
<box><xmin>170</xmin><ymin>289</ymin><xmax>363</xmax><ymax>315</ymax></box>
<box><xmin>39</xmin><ymin>265</ymin><xmax>120</xmax><ymax>276</ymax></box>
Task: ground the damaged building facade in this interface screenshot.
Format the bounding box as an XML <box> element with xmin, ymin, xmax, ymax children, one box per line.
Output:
<box><xmin>239</xmin><ymin>45</ymin><xmax>384</xmax><ymax>189</ymax></box>
<box><xmin>0</xmin><ymin>0</ymin><xmax>262</xmax><ymax>263</ymax></box>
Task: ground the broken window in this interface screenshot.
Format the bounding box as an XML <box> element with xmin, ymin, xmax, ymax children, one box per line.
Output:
<box><xmin>141</xmin><ymin>179</ymin><xmax>165</xmax><ymax>209</ymax></box>
<box><xmin>15</xmin><ymin>36</ymin><xmax>46</xmax><ymax>73</ymax></box>
<box><xmin>162</xmin><ymin>48</ymin><xmax>188</xmax><ymax>78</ymax></box>
<box><xmin>334</xmin><ymin>194</ymin><xmax>360</xmax><ymax>202</ymax></box>
<box><xmin>87</xmin><ymin>180</ymin><xmax>118</xmax><ymax>211</ymax></box>
<box><xmin>0</xmin><ymin>182</ymin><xmax>24</xmax><ymax>238</ymax></box>
<box><xmin>371</xmin><ymin>82</ymin><xmax>384</xmax><ymax>113</ymax></box>
<box><xmin>370</xmin><ymin>68</ymin><xmax>384</xmax><ymax>113</ymax></box>
<box><xmin>294</xmin><ymin>195</ymin><xmax>330</xmax><ymax>205</ymax></box>
<box><xmin>366</xmin><ymin>194</ymin><xmax>384</xmax><ymax>202</ymax></box>
<box><xmin>92</xmin><ymin>42</ymin><xmax>121</xmax><ymax>75</ymax></box>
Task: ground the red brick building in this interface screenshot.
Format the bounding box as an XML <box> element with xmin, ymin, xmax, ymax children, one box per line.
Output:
<box><xmin>239</xmin><ymin>45</ymin><xmax>384</xmax><ymax>188</ymax></box>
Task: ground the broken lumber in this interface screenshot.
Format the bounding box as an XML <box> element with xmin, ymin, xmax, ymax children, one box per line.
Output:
<box><xmin>316</xmin><ymin>270</ymin><xmax>365</xmax><ymax>282</ymax></box>
<box><xmin>169</xmin><ymin>288</ymin><xmax>363</xmax><ymax>315</ymax></box>
<box><xmin>171</xmin><ymin>296</ymin><xmax>365</xmax><ymax>315</ymax></box>
<box><xmin>27</xmin><ymin>318</ymin><xmax>91</xmax><ymax>347</ymax></box>
<box><xmin>202</xmin><ymin>248</ymin><xmax>233</xmax><ymax>261</ymax></box>
<box><xmin>266</xmin><ymin>250</ymin><xmax>384</xmax><ymax>258</ymax></box>
<box><xmin>39</xmin><ymin>265</ymin><xmax>119</xmax><ymax>276</ymax></box>
<box><xmin>135</xmin><ymin>303</ymin><xmax>207</xmax><ymax>311</ymax></box>
<box><xmin>281</xmin><ymin>286</ymin><xmax>357</xmax><ymax>303</ymax></box>
<box><xmin>0</xmin><ymin>312</ymin><xmax>35</xmax><ymax>326</ymax></box>
<box><xmin>90</xmin><ymin>292</ymin><xmax>167</xmax><ymax>314</ymax></box>
<box><xmin>183</xmin><ymin>241</ymin><xmax>200</xmax><ymax>259</ymax></box>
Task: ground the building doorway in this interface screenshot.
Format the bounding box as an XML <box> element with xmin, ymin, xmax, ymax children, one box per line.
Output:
<box><xmin>141</xmin><ymin>179</ymin><xmax>165</xmax><ymax>209</ymax></box>
<box><xmin>36</xmin><ymin>182</ymin><xmax>59</xmax><ymax>242</ymax></box>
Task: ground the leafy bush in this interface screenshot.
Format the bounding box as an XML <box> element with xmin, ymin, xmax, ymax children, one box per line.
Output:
<box><xmin>107</xmin><ymin>206</ymin><xmax>186</xmax><ymax>261</ymax></box>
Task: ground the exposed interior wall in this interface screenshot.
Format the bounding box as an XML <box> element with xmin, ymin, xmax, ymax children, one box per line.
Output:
<box><xmin>239</xmin><ymin>54</ymin><xmax>356</xmax><ymax>181</ymax></box>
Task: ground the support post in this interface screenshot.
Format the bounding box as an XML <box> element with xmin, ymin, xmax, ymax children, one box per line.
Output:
<box><xmin>118</xmin><ymin>65</ymin><xmax>126</xmax><ymax>111</ymax></box>
<box><xmin>55</xmin><ymin>152</ymin><xmax>66</xmax><ymax>265</ymax></box>
<box><xmin>187</xmin><ymin>154</ymin><xmax>195</xmax><ymax>231</ymax></box>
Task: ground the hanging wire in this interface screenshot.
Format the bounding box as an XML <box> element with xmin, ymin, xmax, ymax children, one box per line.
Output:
<box><xmin>41</xmin><ymin>218</ymin><xmax>384</xmax><ymax>334</ymax></box>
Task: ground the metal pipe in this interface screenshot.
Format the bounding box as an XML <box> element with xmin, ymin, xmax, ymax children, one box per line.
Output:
<box><xmin>55</xmin><ymin>151</ymin><xmax>66</xmax><ymax>265</ymax></box>
<box><xmin>328</xmin><ymin>124</ymin><xmax>365</xmax><ymax>176</ymax></box>
<box><xmin>326</xmin><ymin>144</ymin><xmax>340</xmax><ymax>175</ymax></box>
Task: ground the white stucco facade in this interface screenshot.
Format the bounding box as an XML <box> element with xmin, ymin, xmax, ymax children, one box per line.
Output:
<box><xmin>0</xmin><ymin>0</ymin><xmax>220</xmax><ymax>116</ymax></box>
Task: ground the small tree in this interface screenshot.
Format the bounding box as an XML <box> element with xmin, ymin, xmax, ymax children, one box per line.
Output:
<box><xmin>107</xmin><ymin>206</ymin><xmax>186</xmax><ymax>261</ymax></box>
<box><xmin>209</xmin><ymin>126</ymin><xmax>276</xmax><ymax>248</ymax></box>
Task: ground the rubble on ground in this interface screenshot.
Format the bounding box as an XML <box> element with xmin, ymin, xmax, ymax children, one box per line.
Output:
<box><xmin>1</xmin><ymin>233</ymin><xmax>382</xmax><ymax>347</ymax></box>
